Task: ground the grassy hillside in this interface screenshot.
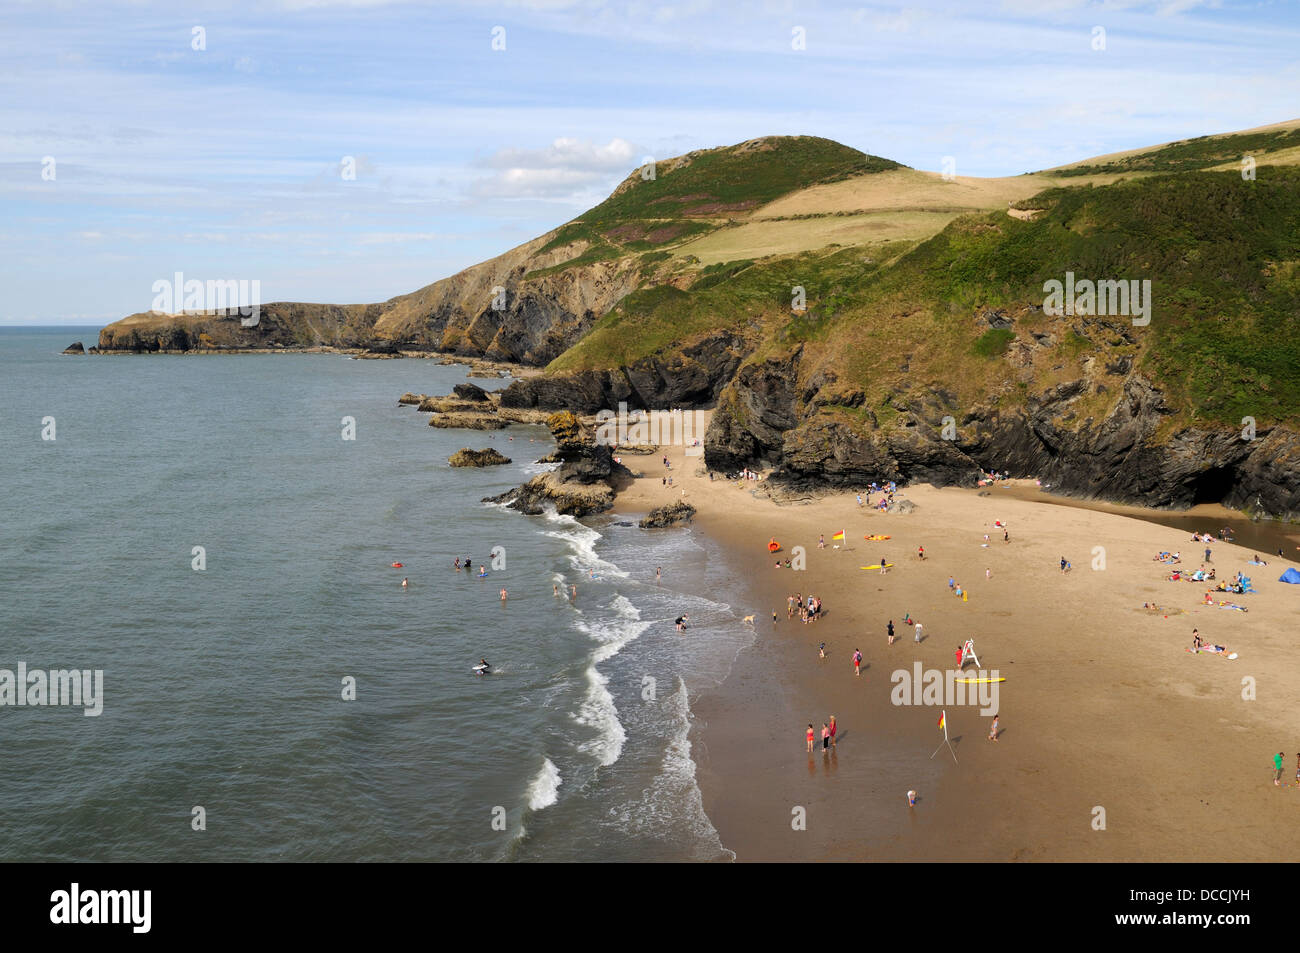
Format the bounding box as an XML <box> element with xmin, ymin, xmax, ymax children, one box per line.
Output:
<box><xmin>551</xmin><ymin>166</ymin><xmax>1300</xmax><ymax>430</ymax></box>
<box><xmin>529</xmin><ymin>136</ymin><xmax>900</xmax><ymax>277</ymax></box>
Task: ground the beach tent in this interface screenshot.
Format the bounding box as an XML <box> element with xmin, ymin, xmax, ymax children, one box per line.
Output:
<box><xmin>1280</xmin><ymin>568</ymin><xmax>1300</xmax><ymax>585</ymax></box>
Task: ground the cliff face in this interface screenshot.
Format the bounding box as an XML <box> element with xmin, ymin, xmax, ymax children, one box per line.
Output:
<box><xmin>703</xmin><ymin>353</ymin><xmax>1300</xmax><ymax>518</ymax></box>
<box><xmin>96</xmin><ymin>233</ymin><xmax>640</xmax><ymax>360</ymax></box>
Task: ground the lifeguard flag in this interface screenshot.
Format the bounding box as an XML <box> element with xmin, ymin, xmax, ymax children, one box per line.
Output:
<box><xmin>832</xmin><ymin>530</ymin><xmax>845</xmax><ymax>542</ymax></box>
<box><xmin>937</xmin><ymin>712</ymin><xmax>945</xmax><ymax>732</ymax></box>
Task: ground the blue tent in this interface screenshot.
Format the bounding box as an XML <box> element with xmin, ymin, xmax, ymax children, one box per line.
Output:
<box><xmin>1280</xmin><ymin>568</ymin><xmax>1300</xmax><ymax>585</ymax></box>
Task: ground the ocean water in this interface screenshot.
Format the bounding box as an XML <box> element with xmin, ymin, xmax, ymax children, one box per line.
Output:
<box><xmin>0</xmin><ymin>328</ymin><xmax>744</xmax><ymax>861</ymax></box>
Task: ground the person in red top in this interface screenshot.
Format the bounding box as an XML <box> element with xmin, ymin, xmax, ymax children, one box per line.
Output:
<box><xmin>955</xmin><ymin>645</ymin><xmax>964</xmax><ymax>669</ymax></box>
<box><xmin>806</xmin><ymin>724</ymin><xmax>815</xmax><ymax>753</ymax></box>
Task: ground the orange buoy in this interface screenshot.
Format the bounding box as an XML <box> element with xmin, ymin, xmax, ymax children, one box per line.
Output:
<box><xmin>768</xmin><ymin>539</ymin><xmax>781</xmax><ymax>553</ymax></box>
<box><xmin>391</xmin><ymin>562</ymin><xmax>404</xmax><ymax>568</ymax></box>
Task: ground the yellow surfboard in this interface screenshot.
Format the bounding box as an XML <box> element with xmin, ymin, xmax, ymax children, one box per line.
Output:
<box><xmin>953</xmin><ymin>677</ymin><xmax>1005</xmax><ymax>684</ymax></box>
<box><xmin>859</xmin><ymin>564</ymin><xmax>895</xmax><ymax>570</ymax></box>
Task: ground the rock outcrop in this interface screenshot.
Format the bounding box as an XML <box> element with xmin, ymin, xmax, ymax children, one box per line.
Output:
<box><xmin>639</xmin><ymin>502</ymin><xmax>697</xmax><ymax>528</ymax></box>
<box><xmin>449</xmin><ymin>448</ymin><xmax>512</xmax><ymax>467</ymax></box>
<box><xmin>484</xmin><ymin>412</ymin><xmax>629</xmax><ymax>516</ymax></box>
<box><xmin>62</xmin><ymin>341</ymin><xmax>85</xmax><ymax>355</ymax></box>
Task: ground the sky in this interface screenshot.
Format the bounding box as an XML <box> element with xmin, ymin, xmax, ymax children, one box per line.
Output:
<box><xmin>2</xmin><ymin>0</ymin><xmax>1298</xmax><ymax>325</ymax></box>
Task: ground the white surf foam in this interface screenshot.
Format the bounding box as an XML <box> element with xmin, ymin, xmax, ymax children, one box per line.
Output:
<box><xmin>526</xmin><ymin>757</ymin><xmax>562</xmax><ymax>811</ymax></box>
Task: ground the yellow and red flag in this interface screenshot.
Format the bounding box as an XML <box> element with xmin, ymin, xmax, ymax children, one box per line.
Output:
<box><xmin>832</xmin><ymin>530</ymin><xmax>845</xmax><ymax>542</ymax></box>
<box><xmin>937</xmin><ymin>712</ymin><xmax>945</xmax><ymax>732</ymax></box>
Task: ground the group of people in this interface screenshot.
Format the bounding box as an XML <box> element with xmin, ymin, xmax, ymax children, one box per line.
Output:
<box><xmin>786</xmin><ymin>593</ymin><xmax>823</xmax><ymax>623</ymax></box>
<box><xmin>806</xmin><ymin>715</ymin><xmax>838</xmax><ymax>753</ymax></box>
<box><xmin>1191</xmin><ymin>628</ymin><xmax>1232</xmax><ymax>658</ymax></box>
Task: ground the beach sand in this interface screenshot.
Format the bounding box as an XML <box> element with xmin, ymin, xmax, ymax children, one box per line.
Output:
<box><xmin>616</xmin><ymin>421</ymin><xmax>1300</xmax><ymax>861</ymax></box>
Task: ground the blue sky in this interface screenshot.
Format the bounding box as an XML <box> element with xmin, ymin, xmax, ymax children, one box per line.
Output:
<box><xmin>3</xmin><ymin>0</ymin><xmax>1298</xmax><ymax>325</ymax></box>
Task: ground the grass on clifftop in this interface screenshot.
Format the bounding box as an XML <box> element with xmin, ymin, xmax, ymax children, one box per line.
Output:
<box><xmin>1056</xmin><ymin>128</ymin><xmax>1300</xmax><ymax>176</ymax></box>
<box><xmin>531</xmin><ymin>137</ymin><xmax>902</xmax><ymax>277</ymax></box>
<box><xmin>550</xmin><ymin>167</ymin><xmax>1300</xmax><ymax>432</ymax></box>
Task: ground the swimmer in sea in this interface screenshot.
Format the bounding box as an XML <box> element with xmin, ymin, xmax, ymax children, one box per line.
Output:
<box><xmin>401</xmin><ymin>577</ymin><xmax>408</xmax><ymax>588</ymax></box>
<box><xmin>500</xmin><ymin>588</ymin><xmax>507</xmax><ymax>601</ymax></box>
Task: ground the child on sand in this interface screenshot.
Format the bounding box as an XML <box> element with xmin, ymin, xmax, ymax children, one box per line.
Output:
<box><xmin>989</xmin><ymin>715</ymin><xmax>999</xmax><ymax>742</ymax></box>
<box><xmin>807</xmin><ymin>724</ymin><xmax>815</xmax><ymax>753</ymax></box>
<box><xmin>819</xmin><ymin>642</ymin><xmax>826</xmax><ymax>659</ymax></box>
<box><xmin>854</xmin><ymin>649</ymin><xmax>862</xmax><ymax>676</ymax></box>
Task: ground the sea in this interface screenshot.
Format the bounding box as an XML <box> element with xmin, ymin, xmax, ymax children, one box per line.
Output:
<box><xmin>0</xmin><ymin>327</ymin><xmax>747</xmax><ymax>862</ymax></box>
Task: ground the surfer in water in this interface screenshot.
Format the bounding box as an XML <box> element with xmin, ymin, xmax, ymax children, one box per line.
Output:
<box><xmin>476</xmin><ymin>658</ymin><xmax>491</xmax><ymax>675</ymax></box>
<box><xmin>675</xmin><ymin>614</ymin><xmax>689</xmax><ymax>631</ymax></box>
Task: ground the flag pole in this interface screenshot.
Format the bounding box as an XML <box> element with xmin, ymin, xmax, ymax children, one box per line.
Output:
<box><xmin>930</xmin><ymin>709</ymin><xmax>958</xmax><ymax>763</ymax></box>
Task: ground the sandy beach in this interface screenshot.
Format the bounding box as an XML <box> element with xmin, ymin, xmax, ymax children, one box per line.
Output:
<box><xmin>616</xmin><ymin>420</ymin><xmax>1300</xmax><ymax>861</ymax></box>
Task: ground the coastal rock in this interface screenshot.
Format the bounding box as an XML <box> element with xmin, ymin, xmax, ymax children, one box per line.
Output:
<box><xmin>429</xmin><ymin>412</ymin><xmax>508</xmax><ymax>430</ymax></box>
<box><xmin>62</xmin><ymin>341</ymin><xmax>85</xmax><ymax>355</ymax></box>
<box><xmin>484</xmin><ymin>410</ymin><xmax>629</xmax><ymax>517</ymax></box>
<box><xmin>398</xmin><ymin>392</ymin><xmax>426</xmax><ymax>405</ymax></box>
<box><xmin>449</xmin><ymin>448</ymin><xmax>512</xmax><ymax>467</ymax></box>
<box><xmin>639</xmin><ymin>502</ymin><xmax>697</xmax><ymax>528</ymax></box>
<box><xmin>499</xmin><ymin>331</ymin><xmax>747</xmax><ymax>413</ymax></box>
<box><xmin>452</xmin><ymin>382</ymin><xmax>491</xmax><ymax>402</ymax></box>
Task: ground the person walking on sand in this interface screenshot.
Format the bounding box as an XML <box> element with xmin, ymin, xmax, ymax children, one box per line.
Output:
<box><xmin>1004</xmin><ymin>528</ymin><xmax>1009</xmax><ymax>543</ymax></box>
<box><xmin>1275</xmin><ymin>751</ymin><xmax>1286</xmax><ymax>786</ymax></box>
<box><xmin>807</xmin><ymin>723</ymin><xmax>815</xmax><ymax>753</ymax></box>
<box><xmin>986</xmin><ymin>567</ymin><xmax>991</xmax><ymax>580</ymax></box>
<box><xmin>822</xmin><ymin>723</ymin><xmax>830</xmax><ymax>751</ymax></box>
<box><xmin>819</xmin><ymin>534</ymin><xmax>825</xmax><ymax>549</ymax></box>
<box><xmin>914</xmin><ymin>620</ymin><xmax>923</xmax><ymax>643</ymax></box>
<box><xmin>918</xmin><ymin>545</ymin><xmax>925</xmax><ymax>561</ymax></box>
<box><xmin>989</xmin><ymin>715</ymin><xmax>999</xmax><ymax>742</ymax></box>
<box><xmin>819</xmin><ymin>642</ymin><xmax>826</xmax><ymax>659</ymax></box>
<box><xmin>853</xmin><ymin>648</ymin><xmax>862</xmax><ymax>676</ymax></box>
<box><xmin>887</xmin><ymin>619</ymin><xmax>895</xmax><ymax>646</ymax></box>
<box><xmin>829</xmin><ymin>715</ymin><xmax>837</xmax><ymax>749</ymax></box>
<box><xmin>948</xmin><ymin>576</ymin><xmax>955</xmax><ymax>592</ymax></box>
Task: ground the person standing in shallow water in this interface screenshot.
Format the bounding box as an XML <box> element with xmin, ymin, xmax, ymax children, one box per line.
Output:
<box><xmin>806</xmin><ymin>723</ymin><xmax>815</xmax><ymax>753</ymax></box>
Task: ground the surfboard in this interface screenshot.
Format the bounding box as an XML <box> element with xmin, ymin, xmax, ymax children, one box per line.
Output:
<box><xmin>954</xmin><ymin>677</ymin><xmax>1005</xmax><ymax>684</ymax></box>
<box><xmin>859</xmin><ymin>564</ymin><xmax>895</xmax><ymax>570</ymax></box>
<box><xmin>472</xmin><ymin>664</ymin><xmax>489</xmax><ymax>673</ymax></box>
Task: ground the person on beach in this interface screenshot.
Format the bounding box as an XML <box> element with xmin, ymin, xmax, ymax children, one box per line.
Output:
<box><xmin>955</xmin><ymin>583</ymin><xmax>963</xmax><ymax>600</ymax></box>
<box><xmin>1060</xmin><ymin>556</ymin><xmax>1068</xmax><ymax>574</ymax></box>
<box><xmin>914</xmin><ymin>620</ymin><xmax>923</xmax><ymax>643</ymax></box>
<box><xmin>656</xmin><ymin>566</ymin><xmax>662</xmax><ymax>582</ymax></box>
<box><xmin>955</xmin><ymin>645</ymin><xmax>963</xmax><ymax>669</ymax></box>
<box><xmin>807</xmin><ymin>724</ymin><xmax>815</xmax><ymax>753</ymax></box>
<box><xmin>1205</xmin><ymin>546</ymin><xmax>1212</xmax><ymax>563</ymax></box>
<box><xmin>856</xmin><ymin>494</ymin><xmax>863</xmax><ymax>507</ymax></box>
<box><xmin>454</xmin><ymin>558</ymin><xmax>461</xmax><ymax>571</ymax></box>
<box><xmin>986</xmin><ymin>567</ymin><xmax>991</xmax><ymax>580</ymax></box>
<box><xmin>887</xmin><ymin>620</ymin><xmax>895</xmax><ymax>645</ymax></box>
<box><xmin>773</xmin><ymin>610</ymin><xmax>778</xmax><ymax>624</ymax></box>
<box><xmin>401</xmin><ymin>577</ymin><xmax>408</xmax><ymax>588</ymax></box>
<box><xmin>675</xmin><ymin>614</ymin><xmax>689</xmax><ymax>632</ymax></box>
<box><xmin>1295</xmin><ymin>752</ymin><xmax>1299</xmax><ymax>787</ymax></box>
<box><xmin>819</xmin><ymin>534</ymin><xmax>825</xmax><ymax>549</ymax></box>
<box><xmin>918</xmin><ymin>545</ymin><xmax>925</xmax><ymax>561</ymax></box>
<box><xmin>1004</xmin><ymin>529</ymin><xmax>1009</xmax><ymax>543</ymax></box>
<box><xmin>948</xmin><ymin>576</ymin><xmax>955</xmax><ymax>592</ymax></box>
<box><xmin>989</xmin><ymin>715</ymin><xmax>1000</xmax><ymax>742</ymax></box>
<box><xmin>880</xmin><ymin>558</ymin><xmax>888</xmax><ymax>575</ymax></box>
<box><xmin>854</xmin><ymin>649</ymin><xmax>862</xmax><ymax>676</ymax></box>
<box><xmin>1275</xmin><ymin>751</ymin><xmax>1285</xmax><ymax>786</ymax></box>
<box><xmin>829</xmin><ymin>715</ymin><xmax>837</xmax><ymax>748</ymax></box>
<box><xmin>819</xmin><ymin>642</ymin><xmax>826</xmax><ymax>659</ymax></box>
<box><xmin>822</xmin><ymin>723</ymin><xmax>830</xmax><ymax>751</ymax></box>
